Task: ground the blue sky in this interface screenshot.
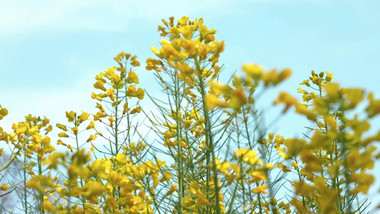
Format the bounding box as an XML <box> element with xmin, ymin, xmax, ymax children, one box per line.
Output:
<box><xmin>1</xmin><ymin>0</ymin><xmax>379</xmax><ymax>122</ymax></box>
<box><xmin>1</xmin><ymin>0</ymin><xmax>380</xmax><ymax>209</ymax></box>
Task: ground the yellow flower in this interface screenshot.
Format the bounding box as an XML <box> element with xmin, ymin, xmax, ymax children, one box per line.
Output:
<box><xmin>250</xmin><ymin>171</ymin><xmax>267</xmax><ymax>183</ymax></box>
<box><xmin>228</xmin><ymin>87</ymin><xmax>247</xmax><ymax>109</ymax></box>
<box><xmin>300</xmin><ymin>150</ymin><xmax>322</xmax><ymax>172</ymax></box>
<box><xmin>159</xmin><ymin>39</ymin><xmax>181</xmax><ymax>62</ymax></box>
<box><xmin>197</xmin><ymin>192</ymin><xmax>213</xmax><ymax>207</ymax></box>
<box><xmin>277</xmin><ymin>68</ymin><xmax>292</xmax><ymax>82</ymax></box>
<box><xmin>242</xmin><ymin>63</ymin><xmax>263</xmax><ymax>81</ymax></box>
<box><xmin>152</xmin><ymin>172</ymin><xmax>159</xmax><ymax>188</ymax></box>
<box><xmin>325</xmin><ymin>71</ymin><xmax>334</xmax><ymax>81</ymax></box>
<box><xmin>252</xmin><ymin>184</ymin><xmax>268</xmax><ymax>194</ymax></box>
<box><xmin>324</xmin><ymin>82</ymin><xmax>340</xmax><ymax>101</ymax></box>
<box><xmin>79</xmin><ymin>111</ymin><xmax>90</xmax><ymax>121</ymax></box>
<box><xmin>277</xmin><ymin>162</ymin><xmax>291</xmax><ymax>172</ymax></box>
<box><xmin>44</xmin><ymin>152</ymin><xmax>65</xmax><ymax>169</ymax></box>
<box><xmin>366</xmin><ymin>92</ymin><xmax>380</xmax><ymax>117</ymax></box>
<box><xmin>13</xmin><ymin>122</ymin><xmax>29</xmax><ymax>134</ymax></box>
<box><xmin>58</xmin><ymin>132</ymin><xmax>69</xmax><ymax>138</ymax></box>
<box><xmin>160</xmin><ymin>171</ymin><xmax>171</xmax><ymax>182</ymax></box>
<box><xmin>262</xmin><ymin>69</ymin><xmax>277</xmax><ymax>86</ymax></box>
<box><xmin>83</xmin><ymin>180</ymin><xmax>105</xmax><ymax>197</ymax></box>
<box><xmin>57</xmin><ymin>139</ymin><xmax>66</xmax><ymax>146</ymax></box>
<box><xmin>27</xmin><ymin>125</ymin><xmax>38</xmax><ymax>135</ymax></box>
<box><xmin>291</xmin><ymin>161</ymin><xmax>298</xmax><ymax>170</ymax></box>
<box><xmin>42</xmin><ymin>200</ymin><xmax>55</xmax><ymax>212</ymax></box>
<box><xmin>350</xmin><ymin>173</ymin><xmax>374</xmax><ymax>194</ymax></box>
<box><xmin>93</xmin><ymin>80</ymin><xmax>106</xmax><ymax>91</ymax></box>
<box><xmin>146</xmin><ymin>58</ymin><xmax>164</xmax><ymax>71</ymax></box>
<box><xmin>91</xmin><ymin>159</ymin><xmax>112</xmax><ymax>179</ymax></box>
<box><xmin>205</xmin><ymin>94</ymin><xmax>228</xmax><ymax>110</ymax></box>
<box><xmin>166</xmin><ymin>185</ymin><xmax>177</xmax><ymax>196</ymax></box>
<box><xmin>56</xmin><ymin>123</ymin><xmax>67</xmax><ymax>131</ymax></box>
<box><xmin>66</xmin><ymin>111</ymin><xmax>76</xmax><ymax>122</ymax></box>
<box><xmin>26</xmin><ymin>175</ymin><xmax>55</xmax><ymax>193</ymax></box>
<box><xmin>175</xmin><ymin>62</ymin><xmax>194</xmax><ymax>77</ymax></box>
<box><xmin>136</xmin><ymin>88</ymin><xmax>145</xmax><ymax>100</ymax></box>
<box><xmin>111</xmin><ymin>73</ymin><xmax>120</xmax><ymax>85</ymax></box>
<box><xmin>300</xmin><ymin>79</ymin><xmax>310</xmax><ymax>87</ymax></box>
<box><xmin>108</xmin><ymin>117</ymin><xmax>114</xmax><ymax>127</ymax></box>
<box><xmin>126</xmin><ymin>85</ymin><xmax>137</xmax><ymax>98</ymax></box>
<box><xmin>343</xmin><ymin>88</ymin><xmax>364</xmax><ymax>108</ymax></box>
<box><xmin>67</xmin><ymin>144</ymin><xmax>73</xmax><ymax>152</ymax></box>
<box><xmin>45</xmin><ymin>125</ymin><xmax>52</xmax><ymax>133</ymax></box>
<box><xmin>151</xmin><ymin>46</ymin><xmax>160</xmax><ymax>56</ymax></box>
<box><xmin>116</xmin><ymin>153</ymin><xmax>127</xmax><ymax>164</ymax></box>
<box><xmin>273</xmin><ymin>91</ymin><xmax>298</xmax><ymax>113</ymax></box>
<box><xmin>313</xmin><ymin>177</ymin><xmax>338</xmax><ymax>213</ymax></box>
<box><xmin>234</xmin><ymin>148</ymin><xmax>262</xmax><ymax>166</ymax></box>
<box><xmin>130</xmin><ymin>107</ymin><xmax>141</xmax><ymax>114</ymax></box>
<box><xmin>295</xmin><ymin>103</ymin><xmax>317</xmax><ymax>121</ymax></box>
<box><xmin>178</xmin><ymin>16</ymin><xmax>189</xmax><ymax>25</ymax></box>
<box><xmin>214</xmin><ymin>158</ymin><xmax>230</xmax><ymax>175</ymax></box>
<box><xmin>126</xmin><ymin>71</ymin><xmax>139</xmax><ymax>84</ymax></box>
<box><xmin>86</xmin><ymin>121</ymin><xmax>95</xmax><ymax>129</ymax></box>
<box><xmin>0</xmin><ymin>106</ymin><xmax>8</xmax><ymax>120</ymax></box>
<box><xmin>91</xmin><ymin>92</ymin><xmax>107</xmax><ymax>101</ymax></box>
<box><xmin>0</xmin><ymin>183</ymin><xmax>8</xmax><ymax>191</ymax></box>
<box><xmin>292</xmin><ymin>180</ymin><xmax>313</xmax><ymax>198</ymax></box>
<box><xmin>71</xmin><ymin>127</ymin><xmax>79</xmax><ymax>135</ymax></box>
<box><xmin>106</xmin><ymin>88</ymin><xmax>115</xmax><ymax>101</ymax></box>
<box><xmin>179</xmin><ymin>25</ymin><xmax>195</xmax><ymax>40</ymax></box>
<box><xmin>181</xmin><ymin>40</ymin><xmax>197</xmax><ymax>57</ymax></box>
<box><xmin>297</xmin><ymin>87</ymin><xmax>308</xmax><ymax>94</ymax></box>
<box><xmin>93</xmin><ymin>111</ymin><xmax>107</xmax><ymax>121</ymax></box>
<box><xmin>130</xmin><ymin>55</ymin><xmax>140</xmax><ymax>67</ymax></box>
<box><xmin>86</xmin><ymin>134</ymin><xmax>96</xmax><ymax>142</ymax></box>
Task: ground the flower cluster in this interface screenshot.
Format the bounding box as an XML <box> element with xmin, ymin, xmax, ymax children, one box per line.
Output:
<box><xmin>0</xmin><ymin>17</ymin><xmax>379</xmax><ymax>214</ymax></box>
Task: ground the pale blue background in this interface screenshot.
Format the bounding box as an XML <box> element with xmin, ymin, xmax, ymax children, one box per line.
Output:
<box><xmin>0</xmin><ymin>0</ymin><xmax>379</xmax><ymax>211</ymax></box>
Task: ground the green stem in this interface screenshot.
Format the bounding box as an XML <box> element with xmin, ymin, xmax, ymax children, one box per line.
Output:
<box><xmin>194</xmin><ymin>56</ymin><xmax>221</xmax><ymax>214</ymax></box>
<box><xmin>295</xmin><ymin>158</ymin><xmax>306</xmax><ymax>208</ymax></box>
<box><xmin>319</xmin><ymin>85</ymin><xmax>343</xmax><ymax>212</ymax></box>
<box><xmin>73</xmin><ymin>119</ymin><xmax>86</xmax><ymax>213</ymax></box>
<box><xmin>66</xmin><ymin>179</ymin><xmax>72</xmax><ymax>213</ymax></box>
<box><xmin>342</xmin><ymin>138</ymin><xmax>352</xmax><ymax>214</ymax></box>
<box><xmin>38</xmin><ymin>155</ymin><xmax>45</xmax><ymax>214</ymax></box>
<box><xmin>174</xmin><ymin>71</ymin><xmax>184</xmax><ymax>214</ymax></box>
<box><xmin>257</xmin><ymin>193</ymin><xmax>263</xmax><ymax>214</ymax></box>
<box><xmin>114</xmin><ymin>89</ymin><xmax>119</xmax><ymax>154</ymax></box>
<box><xmin>24</xmin><ymin>147</ymin><xmax>28</xmax><ymax>214</ymax></box>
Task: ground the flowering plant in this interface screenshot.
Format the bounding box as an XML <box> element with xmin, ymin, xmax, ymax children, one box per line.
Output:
<box><xmin>1</xmin><ymin>17</ymin><xmax>379</xmax><ymax>214</ymax></box>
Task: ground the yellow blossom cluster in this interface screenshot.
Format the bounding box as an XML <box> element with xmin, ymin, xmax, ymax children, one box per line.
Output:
<box><xmin>206</xmin><ymin>63</ymin><xmax>294</xmax><ymax>111</ymax></box>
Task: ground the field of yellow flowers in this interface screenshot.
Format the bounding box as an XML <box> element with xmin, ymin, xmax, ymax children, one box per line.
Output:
<box><xmin>1</xmin><ymin>17</ymin><xmax>380</xmax><ymax>214</ymax></box>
